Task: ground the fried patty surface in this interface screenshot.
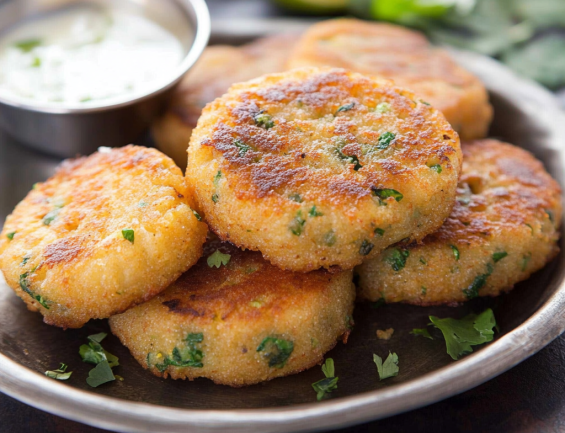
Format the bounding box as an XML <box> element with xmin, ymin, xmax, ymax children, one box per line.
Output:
<box><xmin>152</xmin><ymin>34</ymin><xmax>298</xmax><ymax>169</ymax></box>
<box><xmin>109</xmin><ymin>237</ymin><xmax>355</xmax><ymax>386</ymax></box>
<box><xmin>357</xmin><ymin>139</ymin><xmax>562</xmax><ymax>305</ymax></box>
<box><xmin>0</xmin><ymin>146</ymin><xmax>207</xmax><ymax>328</ymax></box>
<box><xmin>187</xmin><ymin>67</ymin><xmax>462</xmax><ymax>272</ymax></box>
<box><xmin>288</xmin><ymin>19</ymin><xmax>493</xmax><ymax>140</ymax></box>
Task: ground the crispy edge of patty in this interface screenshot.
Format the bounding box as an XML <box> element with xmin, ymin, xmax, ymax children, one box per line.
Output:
<box><xmin>357</xmin><ymin>139</ymin><xmax>562</xmax><ymax>305</ymax></box>
<box><xmin>287</xmin><ymin>18</ymin><xmax>493</xmax><ymax>140</ymax></box>
<box><xmin>187</xmin><ymin>67</ymin><xmax>462</xmax><ymax>272</ymax></box>
<box><xmin>109</xmin><ymin>238</ymin><xmax>355</xmax><ymax>386</ymax></box>
<box><xmin>0</xmin><ymin>145</ymin><xmax>208</xmax><ymax>328</ymax></box>
<box><xmin>151</xmin><ymin>34</ymin><xmax>300</xmax><ymax>169</ymax></box>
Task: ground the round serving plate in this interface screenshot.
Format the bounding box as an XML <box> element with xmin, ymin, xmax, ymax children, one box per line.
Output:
<box><xmin>0</xmin><ymin>44</ymin><xmax>564</xmax><ymax>433</ymax></box>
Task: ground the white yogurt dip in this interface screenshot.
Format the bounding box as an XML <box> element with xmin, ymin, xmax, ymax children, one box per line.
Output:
<box><xmin>0</xmin><ymin>6</ymin><xmax>185</xmax><ymax>107</ymax></box>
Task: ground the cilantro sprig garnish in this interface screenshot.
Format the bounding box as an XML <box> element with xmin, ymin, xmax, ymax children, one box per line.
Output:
<box><xmin>374</xmin><ymin>352</ymin><xmax>399</xmax><ymax>380</ymax></box>
<box><xmin>411</xmin><ymin>308</ymin><xmax>497</xmax><ymax>360</ymax></box>
<box><xmin>312</xmin><ymin>358</ymin><xmax>338</xmax><ymax>401</ymax></box>
<box><xmin>80</xmin><ymin>333</ymin><xmax>120</xmax><ymax>388</ymax></box>
<box><xmin>207</xmin><ymin>250</ymin><xmax>231</xmax><ymax>268</ymax></box>
<box><xmin>45</xmin><ymin>363</ymin><xmax>72</xmax><ymax>381</ymax></box>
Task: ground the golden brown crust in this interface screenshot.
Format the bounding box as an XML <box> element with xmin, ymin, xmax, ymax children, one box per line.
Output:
<box><xmin>357</xmin><ymin>139</ymin><xmax>562</xmax><ymax>305</ymax></box>
<box><xmin>288</xmin><ymin>19</ymin><xmax>493</xmax><ymax>140</ymax></box>
<box><xmin>151</xmin><ymin>34</ymin><xmax>299</xmax><ymax>169</ymax></box>
<box><xmin>187</xmin><ymin>67</ymin><xmax>462</xmax><ymax>272</ymax></box>
<box><xmin>109</xmin><ymin>236</ymin><xmax>355</xmax><ymax>387</ymax></box>
<box><xmin>0</xmin><ymin>146</ymin><xmax>208</xmax><ymax>328</ymax></box>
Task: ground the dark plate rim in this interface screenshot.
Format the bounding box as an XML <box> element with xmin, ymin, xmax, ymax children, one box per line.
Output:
<box><xmin>0</xmin><ymin>50</ymin><xmax>564</xmax><ymax>433</ymax></box>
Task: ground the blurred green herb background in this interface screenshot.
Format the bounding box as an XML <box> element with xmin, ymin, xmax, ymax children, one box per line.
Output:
<box><xmin>274</xmin><ymin>0</ymin><xmax>565</xmax><ymax>90</ymax></box>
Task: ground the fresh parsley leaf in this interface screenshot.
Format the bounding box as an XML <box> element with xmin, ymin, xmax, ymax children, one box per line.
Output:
<box><xmin>14</xmin><ymin>38</ymin><xmax>42</xmax><ymax>52</ymax></box>
<box><xmin>19</xmin><ymin>272</ymin><xmax>49</xmax><ymax>309</ymax></box>
<box><xmin>321</xmin><ymin>357</ymin><xmax>335</xmax><ymax>378</ymax></box>
<box><xmin>374</xmin><ymin>228</ymin><xmax>385</xmax><ymax>236</ymax></box>
<box><xmin>234</xmin><ymin>139</ymin><xmax>251</xmax><ymax>157</ymax></box>
<box><xmin>257</xmin><ymin>337</ymin><xmax>294</xmax><ymax>368</ymax></box>
<box><xmin>289</xmin><ymin>211</ymin><xmax>306</xmax><ymax>236</ymax></box>
<box><xmin>86</xmin><ymin>360</ymin><xmax>115</xmax><ymax>388</ymax></box>
<box><xmin>373</xmin><ymin>352</ymin><xmax>399</xmax><ymax>380</ymax></box>
<box><xmin>429</xmin><ymin>164</ymin><xmax>442</xmax><ymax>173</ymax></box>
<box><xmin>336</xmin><ymin>102</ymin><xmax>355</xmax><ymax>114</ymax></box>
<box><xmin>492</xmin><ymin>251</ymin><xmax>508</xmax><ymax>262</ymax></box>
<box><xmin>122</xmin><ymin>229</ymin><xmax>134</xmax><ymax>244</ymax></box>
<box><xmin>450</xmin><ymin>245</ymin><xmax>460</xmax><ymax>260</ymax></box>
<box><xmin>312</xmin><ymin>377</ymin><xmax>339</xmax><ymax>401</ymax></box>
<box><xmin>289</xmin><ymin>193</ymin><xmax>303</xmax><ymax>203</ymax></box>
<box><xmin>45</xmin><ymin>363</ymin><xmax>72</xmax><ymax>381</ymax></box>
<box><xmin>429</xmin><ymin>308</ymin><xmax>497</xmax><ymax>360</ymax></box>
<box><xmin>372</xmin><ymin>188</ymin><xmax>403</xmax><ymax>205</ymax></box>
<box><xmin>254</xmin><ymin>111</ymin><xmax>275</xmax><ymax>129</ymax></box>
<box><xmin>207</xmin><ymin>250</ymin><xmax>231</xmax><ymax>268</ymax></box>
<box><xmin>411</xmin><ymin>328</ymin><xmax>433</xmax><ymax>339</ymax></box>
<box><xmin>309</xmin><ymin>206</ymin><xmax>323</xmax><ymax>217</ymax></box>
<box><xmin>6</xmin><ymin>231</ymin><xmax>16</xmax><ymax>240</ymax></box>
<box><xmin>192</xmin><ymin>210</ymin><xmax>202</xmax><ymax>221</ymax></box>
<box><xmin>385</xmin><ymin>248</ymin><xmax>409</xmax><ymax>271</ymax></box>
<box><xmin>376</xmin><ymin>132</ymin><xmax>396</xmax><ymax>150</ymax></box>
<box><xmin>359</xmin><ymin>240</ymin><xmax>374</xmax><ymax>256</ymax></box>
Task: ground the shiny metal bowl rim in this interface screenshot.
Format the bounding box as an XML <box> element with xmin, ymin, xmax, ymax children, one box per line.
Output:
<box><xmin>0</xmin><ymin>0</ymin><xmax>211</xmax><ymax>115</ymax></box>
<box><xmin>0</xmin><ymin>50</ymin><xmax>564</xmax><ymax>433</ymax></box>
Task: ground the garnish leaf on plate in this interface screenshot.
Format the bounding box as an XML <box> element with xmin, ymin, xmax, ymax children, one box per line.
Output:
<box><xmin>312</xmin><ymin>358</ymin><xmax>338</xmax><ymax>401</ymax></box>
<box><xmin>374</xmin><ymin>352</ymin><xmax>399</xmax><ymax>380</ymax></box>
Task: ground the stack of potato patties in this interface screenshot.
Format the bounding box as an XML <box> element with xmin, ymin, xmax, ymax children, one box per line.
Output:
<box><xmin>0</xmin><ymin>19</ymin><xmax>561</xmax><ymax>388</ymax></box>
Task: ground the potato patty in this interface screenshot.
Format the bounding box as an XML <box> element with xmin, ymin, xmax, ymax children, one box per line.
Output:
<box><xmin>357</xmin><ymin>139</ymin><xmax>562</xmax><ymax>305</ymax></box>
<box><xmin>187</xmin><ymin>68</ymin><xmax>462</xmax><ymax>272</ymax></box>
<box><xmin>152</xmin><ymin>34</ymin><xmax>298</xmax><ymax>169</ymax></box>
<box><xmin>109</xmin><ymin>237</ymin><xmax>355</xmax><ymax>387</ymax></box>
<box><xmin>288</xmin><ymin>19</ymin><xmax>493</xmax><ymax>140</ymax></box>
<box><xmin>0</xmin><ymin>146</ymin><xmax>207</xmax><ymax>328</ymax></box>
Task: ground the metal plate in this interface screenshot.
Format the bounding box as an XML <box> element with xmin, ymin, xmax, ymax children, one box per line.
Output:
<box><xmin>0</xmin><ymin>50</ymin><xmax>564</xmax><ymax>433</ymax></box>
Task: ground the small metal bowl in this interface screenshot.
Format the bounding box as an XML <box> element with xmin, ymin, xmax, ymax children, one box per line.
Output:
<box><xmin>0</xmin><ymin>0</ymin><xmax>210</xmax><ymax>158</ymax></box>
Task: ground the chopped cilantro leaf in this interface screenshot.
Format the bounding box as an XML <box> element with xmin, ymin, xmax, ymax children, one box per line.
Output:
<box><xmin>153</xmin><ymin>333</ymin><xmax>205</xmax><ymax>371</ymax></box>
<box><xmin>450</xmin><ymin>245</ymin><xmax>460</xmax><ymax>260</ymax></box>
<box><xmin>234</xmin><ymin>139</ymin><xmax>251</xmax><ymax>157</ymax></box>
<box><xmin>359</xmin><ymin>240</ymin><xmax>374</xmax><ymax>256</ymax></box>
<box><xmin>257</xmin><ymin>337</ymin><xmax>294</xmax><ymax>368</ymax></box>
<box><xmin>19</xmin><ymin>272</ymin><xmax>49</xmax><ymax>309</ymax></box>
<box><xmin>376</xmin><ymin>132</ymin><xmax>396</xmax><ymax>150</ymax></box>
<box><xmin>546</xmin><ymin>209</ymin><xmax>554</xmax><ymax>223</ymax></box>
<box><xmin>122</xmin><ymin>229</ymin><xmax>134</xmax><ymax>244</ymax></box>
<box><xmin>374</xmin><ymin>228</ymin><xmax>385</xmax><ymax>236</ymax></box>
<box><xmin>192</xmin><ymin>210</ymin><xmax>202</xmax><ymax>221</ymax></box>
<box><xmin>211</xmin><ymin>193</ymin><xmax>219</xmax><ymax>203</ymax></box>
<box><xmin>86</xmin><ymin>360</ymin><xmax>115</xmax><ymax>388</ymax></box>
<box><xmin>14</xmin><ymin>38</ymin><xmax>42</xmax><ymax>52</ymax></box>
<box><xmin>323</xmin><ymin>230</ymin><xmax>337</xmax><ymax>246</ymax></box>
<box><xmin>42</xmin><ymin>208</ymin><xmax>61</xmax><ymax>225</ymax></box>
<box><xmin>385</xmin><ymin>248</ymin><xmax>409</xmax><ymax>271</ymax></box>
<box><xmin>421</xmin><ymin>286</ymin><xmax>427</xmax><ymax>295</ymax></box>
<box><xmin>372</xmin><ymin>188</ymin><xmax>403</xmax><ymax>205</ymax></box>
<box><xmin>420</xmin><ymin>257</ymin><xmax>427</xmax><ymax>265</ymax></box>
<box><xmin>492</xmin><ymin>251</ymin><xmax>508</xmax><ymax>262</ymax></box>
<box><xmin>45</xmin><ymin>363</ymin><xmax>72</xmax><ymax>381</ymax></box>
<box><xmin>289</xmin><ymin>211</ymin><xmax>306</xmax><ymax>236</ymax></box>
<box><xmin>207</xmin><ymin>250</ymin><xmax>231</xmax><ymax>268</ymax></box>
<box><xmin>254</xmin><ymin>111</ymin><xmax>275</xmax><ymax>129</ymax></box>
<box><xmin>410</xmin><ymin>328</ymin><xmax>433</xmax><ymax>339</ymax></box>
<box><xmin>335</xmin><ymin>147</ymin><xmax>362</xmax><ymax>170</ymax></box>
<box><xmin>335</xmin><ymin>102</ymin><xmax>355</xmax><ymax>114</ymax></box>
<box><xmin>309</xmin><ymin>206</ymin><xmax>323</xmax><ymax>217</ymax></box>
<box><xmin>374</xmin><ymin>352</ymin><xmax>399</xmax><ymax>380</ymax></box>
<box><xmin>429</xmin><ymin>308</ymin><xmax>496</xmax><ymax>360</ymax></box>
<box><xmin>463</xmin><ymin>263</ymin><xmax>493</xmax><ymax>299</ymax></box>
<box><xmin>7</xmin><ymin>231</ymin><xmax>16</xmax><ymax>240</ymax></box>
<box><xmin>312</xmin><ymin>358</ymin><xmax>338</xmax><ymax>401</ymax></box>
<box><xmin>289</xmin><ymin>193</ymin><xmax>303</xmax><ymax>203</ymax></box>
<box><xmin>376</xmin><ymin>102</ymin><xmax>390</xmax><ymax>113</ymax></box>
<box><xmin>80</xmin><ymin>333</ymin><xmax>119</xmax><ymax>368</ymax></box>
<box><xmin>522</xmin><ymin>253</ymin><xmax>531</xmax><ymax>271</ymax></box>
<box><xmin>429</xmin><ymin>164</ymin><xmax>442</xmax><ymax>173</ymax></box>
<box><xmin>213</xmin><ymin>170</ymin><xmax>222</xmax><ymax>186</ymax></box>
